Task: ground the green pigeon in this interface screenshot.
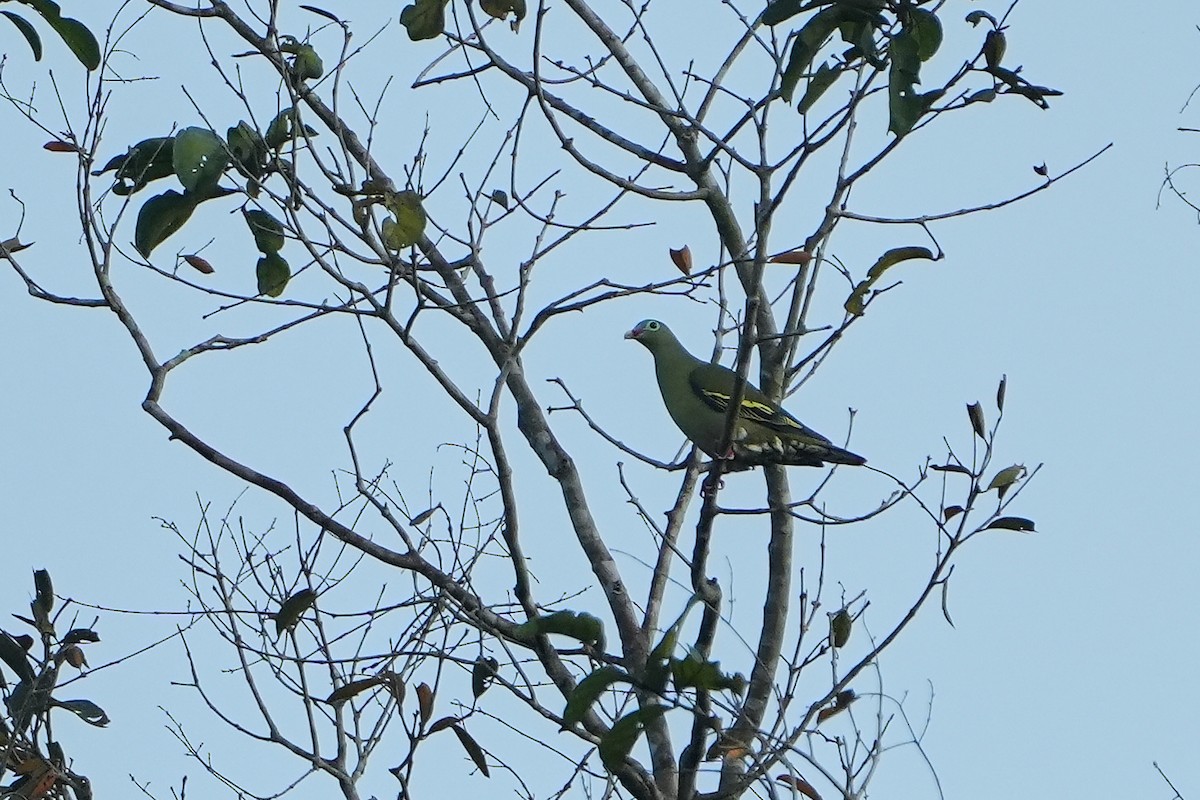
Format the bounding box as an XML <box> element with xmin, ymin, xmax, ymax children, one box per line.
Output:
<box><xmin>625</xmin><ymin>319</ymin><xmax>865</xmax><ymax>467</ymax></box>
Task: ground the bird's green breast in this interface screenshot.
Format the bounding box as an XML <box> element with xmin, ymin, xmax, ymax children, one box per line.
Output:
<box><xmin>654</xmin><ymin>358</ymin><xmax>729</xmax><ymax>456</ymax></box>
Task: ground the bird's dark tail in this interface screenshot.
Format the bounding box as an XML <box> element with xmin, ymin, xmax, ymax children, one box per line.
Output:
<box><xmin>819</xmin><ymin>444</ymin><xmax>866</xmax><ymax>467</ymax></box>
<box><xmin>732</xmin><ymin>438</ymin><xmax>866</xmax><ymax>468</ymax></box>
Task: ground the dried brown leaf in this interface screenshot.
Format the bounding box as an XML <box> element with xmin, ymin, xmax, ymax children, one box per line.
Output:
<box><xmin>768</xmin><ymin>249</ymin><xmax>813</xmax><ymax>265</ymax></box>
<box><xmin>669</xmin><ymin>245</ymin><xmax>692</xmax><ymax>275</ymax></box>
<box><xmin>415</xmin><ymin>681</ymin><xmax>435</xmax><ymax>725</ymax></box>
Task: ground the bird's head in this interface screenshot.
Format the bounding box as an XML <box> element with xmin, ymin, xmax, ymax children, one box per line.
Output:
<box><xmin>625</xmin><ymin>319</ymin><xmax>675</xmax><ymax>352</ymax></box>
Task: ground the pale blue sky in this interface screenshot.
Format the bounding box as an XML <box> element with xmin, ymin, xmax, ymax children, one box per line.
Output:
<box><xmin>2</xmin><ymin>2</ymin><xmax>1199</xmax><ymax>799</ymax></box>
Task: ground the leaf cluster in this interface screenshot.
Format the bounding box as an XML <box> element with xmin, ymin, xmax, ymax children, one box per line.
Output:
<box><xmin>0</xmin><ymin>0</ymin><xmax>98</xmax><ymax>70</ymax></box>
<box><xmin>0</xmin><ymin>570</ymin><xmax>105</xmax><ymax>800</ymax></box>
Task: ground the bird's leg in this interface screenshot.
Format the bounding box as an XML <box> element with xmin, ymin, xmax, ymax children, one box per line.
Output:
<box><xmin>700</xmin><ymin>455</ymin><xmax>732</xmax><ymax>498</ymax></box>
<box><xmin>700</xmin><ymin>475</ymin><xmax>725</xmax><ymax>498</ymax></box>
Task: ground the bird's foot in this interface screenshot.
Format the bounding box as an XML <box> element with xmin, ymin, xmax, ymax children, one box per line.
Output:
<box><xmin>700</xmin><ymin>476</ymin><xmax>725</xmax><ymax>498</ymax></box>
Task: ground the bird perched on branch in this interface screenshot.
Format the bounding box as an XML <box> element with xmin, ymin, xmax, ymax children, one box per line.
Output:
<box><xmin>625</xmin><ymin>319</ymin><xmax>865</xmax><ymax>468</ymax></box>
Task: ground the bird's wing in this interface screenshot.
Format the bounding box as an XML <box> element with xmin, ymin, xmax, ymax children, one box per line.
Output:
<box><xmin>688</xmin><ymin>363</ymin><xmax>832</xmax><ymax>444</ymax></box>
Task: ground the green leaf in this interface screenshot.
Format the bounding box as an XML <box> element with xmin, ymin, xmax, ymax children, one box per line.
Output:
<box><xmin>830</xmin><ymin>609</ymin><xmax>852</xmax><ymax>648</ymax></box>
<box><xmin>983</xmin><ymin>29</ymin><xmax>1006</xmax><ymax>68</ymax></box>
<box><xmin>31</xmin><ymin>569</ymin><xmax>53</xmax><ymax>635</ymax></box>
<box><xmin>263</xmin><ymin>107</ymin><xmax>318</xmax><ymax>150</ymax></box>
<box><xmin>400</xmin><ymin>0</ymin><xmax>450</xmax><ymax>41</ymax></box>
<box><xmin>134</xmin><ymin>190</ymin><xmax>198</xmax><ymax>258</ymax></box>
<box><xmin>996</xmin><ymin>374</ymin><xmax>1007</xmax><ymax>412</ymax></box>
<box><xmin>7</xmin><ymin>679</ymin><xmax>50</xmax><ymax>726</ymax></box>
<box><xmin>227</xmin><ymin>121</ymin><xmax>268</xmax><ymax>178</ymax></box>
<box><xmin>965</xmin><ymin>88</ymin><xmax>997</xmax><ymax>105</ymax></box>
<box><xmin>839</xmin><ymin>17</ymin><xmax>882</xmax><ymax>68</ymax></box>
<box><xmin>642</xmin><ymin>593</ymin><xmax>700</xmax><ymax>693</ymax></box>
<box><xmin>61</xmin><ymin>628</ymin><xmax>99</xmax><ymax>646</ymax></box>
<box><xmin>598</xmin><ymin>706</ymin><xmax>665</xmax><ymax>772</ymax></box>
<box><xmin>408</xmin><ymin>505</ymin><xmax>440</xmax><ymax>526</ymax></box>
<box><xmin>513</xmin><ymin>610</ymin><xmax>605</xmax><ymax>651</ymax></box>
<box><xmin>2</xmin><ymin>12</ymin><xmax>43</xmax><ymax>61</ymax></box>
<box><xmin>257</xmin><ymin>252</ymin><xmax>292</xmax><ymax>298</ymax></box>
<box><xmin>291</xmin><ymin>44</ymin><xmax>324</xmax><ymax>80</ymax></box>
<box><xmin>670</xmin><ymin>655</ymin><xmax>745</xmax><ymax>694</ymax></box>
<box><xmin>18</xmin><ymin>0</ymin><xmax>99</xmax><ymax>69</ymax></box>
<box><xmin>965</xmin><ymin>10</ymin><xmax>998</xmax><ymax>28</ymax></box>
<box><xmin>300</xmin><ymin>5</ymin><xmax>342</xmax><ymax>23</ymax></box>
<box><xmin>985</xmin><ymin>516</ymin><xmax>1036</xmax><ymax>533</ymax></box>
<box><xmin>52</xmin><ymin>698</ymin><xmax>110</xmax><ymax>726</ymax></box>
<box><xmin>1004</xmin><ymin>82</ymin><xmax>1061</xmax><ymax>109</ymax></box>
<box><xmin>428</xmin><ymin>715</ymin><xmax>457</xmax><ymax>734</ymax></box>
<box><xmin>779</xmin><ymin>8</ymin><xmax>842</xmax><ymax>103</ymax></box>
<box><xmin>967</xmin><ymin>401</ymin><xmax>986</xmax><ymax>439</ymax></box>
<box><xmin>563</xmin><ymin>666</ymin><xmax>627</xmax><ymax>727</ymax></box>
<box><xmin>381</xmin><ymin>190</ymin><xmax>427</xmax><ymax>248</ymax></box>
<box><xmin>887</xmin><ymin>28</ymin><xmax>925</xmax><ymax>137</ymax></box>
<box><xmin>986</xmin><ymin>464</ymin><xmax>1025</xmax><ymax>499</ymax></box>
<box><xmin>274</xmin><ymin>588</ymin><xmax>316</xmax><ymax>635</ymax></box>
<box><xmin>908</xmin><ymin>8</ymin><xmax>942</xmax><ymax>62</ymax></box>
<box><xmin>648</xmin><ymin>621</ymin><xmax>680</xmax><ymax>664</ymax></box>
<box><xmin>244</xmin><ymin>209</ymin><xmax>286</xmax><ymax>253</ymax></box>
<box><xmin>173</xmin><ymin>127</ymin><xmax>229</xmax><ymax>194</ymax></box>
<box><xmin>762</xmin><ymin>0</ymin><xmax>804</xmax><ymax>26</ymax></box>
<box><xmin>326</xmin><ymin>676</ymin><xmax>386</xmax><ymax>705</ymax></box>
<box><xmin>45</xmin><ymin>13</ymin><xmax>98</xmax><ymax>70</ymax></box>
<box><xmin>451</xmin><ymin>723</ymin><xmax>490</xmax><ymax>777</ymax></box>
<box><xmin>479</xmin><ymin>0</ymin><xmax>526</xmax><ymax>26</ymax></box>
<box><xmin>984</xmin><ymin>65</ymin><xmax>1061</xmax><ymax>109</ymax></box>
<box><xmin>33</xmin><ymin>569</ymin><xmax>53</xmax><ymax>616</ymax></box>
<box><xmin>0</xmin><ymin>632</ymin><xmax>35</xmax><ymax>683</ymax></box>
<box><xmin>265</xmin><ymin>109</ymin><xmax>292</xmax><ymax>149</ymax></box>
<box><xmin>471</xmin><ymin>656</ymin><xmax>499</xmax><ymax>699</ymax></box>
<box><xmin>101</xmin><ymin>137</ymin><xmax>176</xmax><ymax>195</ymax></box>
<box><xmin>642</xmin><ymin>622</ymin><xmax>676</xmax><ymax>694</ymax></box>
<box><xmin>844</xmin><ymin>246</ymin><xmax>935</xmax><ymax>315</ymax></box>
<box><xmin>798</xmin><ymin>61</ymin><xmax>842</xmax><ymax>113</ymax></box>
<box><xmin>380</xmin><ymin>218</ymin><xmax>403</xmax><ymax>250</ymax></box>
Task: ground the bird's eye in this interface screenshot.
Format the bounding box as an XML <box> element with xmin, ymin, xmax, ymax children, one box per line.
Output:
<box><xmin>648</xmin><ymin>321</ymin><xmax>659</xmax><ymax>330</ymax></box>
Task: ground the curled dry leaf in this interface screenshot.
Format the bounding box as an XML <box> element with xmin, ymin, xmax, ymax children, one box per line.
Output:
<box><xmin>967</xmin><ymin>402</ymin><xmax>986</xmax><ymax>439</ymax></box>
<box><xmin>326</xmin><ymin>675</ymin><xmax>386</xmax><ymax>705</ymax></box>
<box><xmin>274</xmin><ymin>588</ymin><xmax>316</xmax><ymax>636</ymax></box>
<box><xmin>816</xmin><ymin>689</ymin><xmax>856</xmax><ymax>723</ymax></box>
<box><xmin>704</xmin><ymin>733</ymin><xmax>749</xmax><ymax>761</ymax></box>
<box><xmin>183</xmin><ymin>254</ymin><xmax>215</xmax><ymax>274</ymax></box>
<box><xmin>768</xmin><ymin>249</ymin><xmax>813</xmax><ymax>265</ymax></box>
<box><xmin>61</xmin><ymin>645</ymin><xmax>88</xmax><ymax>669</ymax></box>
<box><xmin>427</xmin><ymin>715</ymin><xmax>458</xmax><ymax>734</ymax></box>
<box><xmin>669</xmin><ymin>245</ymin><xmax>692</xmax><ymax>275</ymax></box>
<box><xmin>415</xmin><ymin>681</ymin><xmax>435</xmax><ymax>725</ymax></box>
<box><xmin>777</xmin><ymin>774</ymin><xmax>823</xmax><ymax>800</ymax></box>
